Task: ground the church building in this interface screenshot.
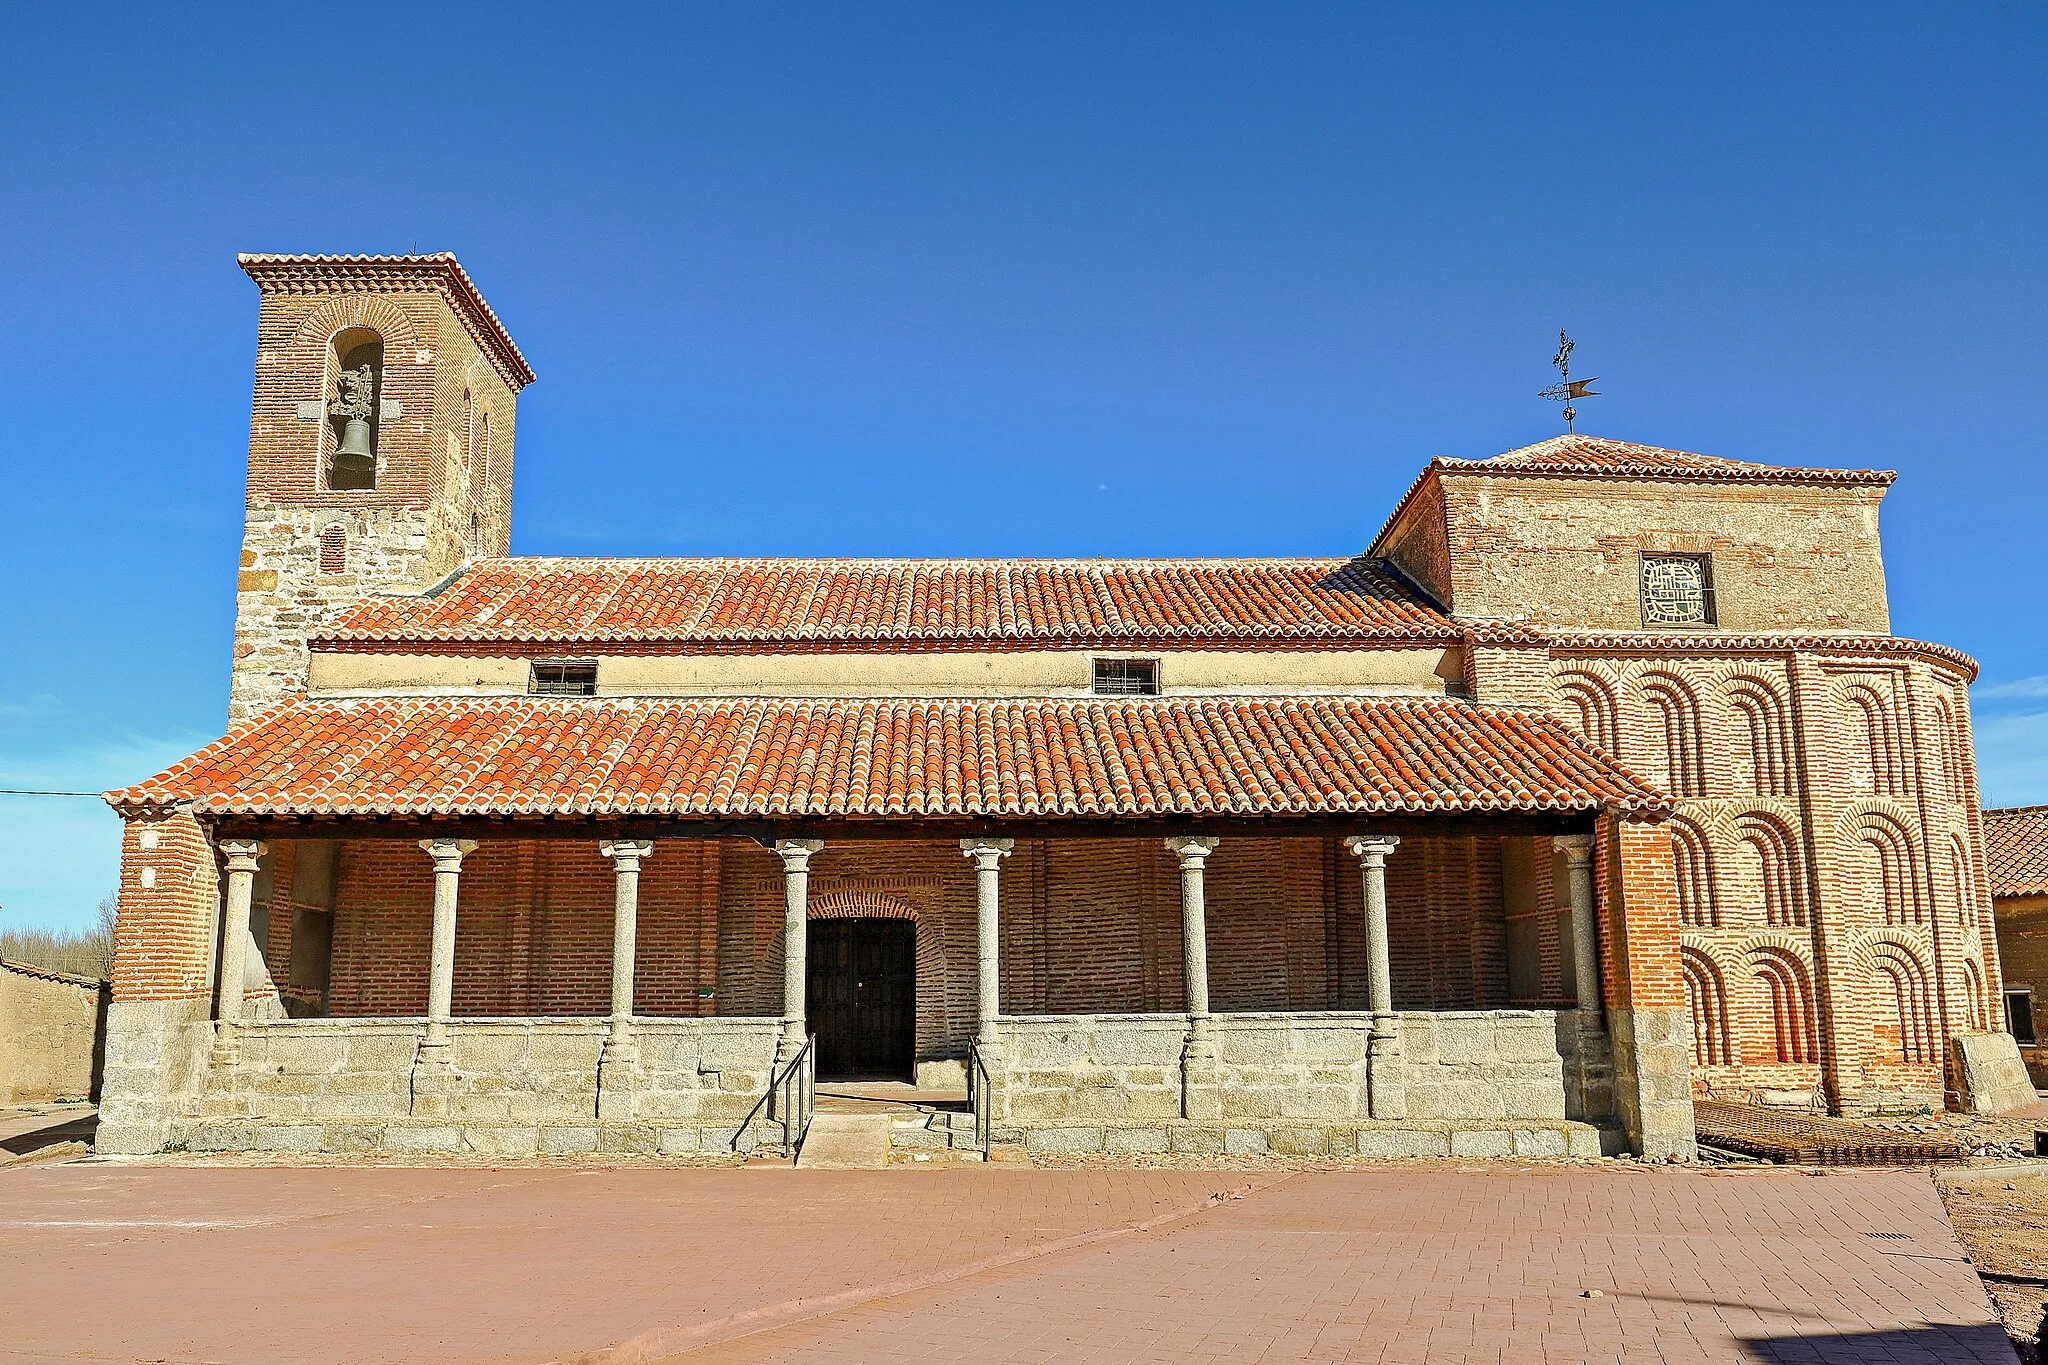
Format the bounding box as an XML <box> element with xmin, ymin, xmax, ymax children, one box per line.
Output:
<box><xmin>95</xmin><ymin>254</ymin><xmax>2031</xmax><ymax>1161</ymax></box>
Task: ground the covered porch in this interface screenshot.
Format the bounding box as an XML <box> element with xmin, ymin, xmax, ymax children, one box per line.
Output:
<box><xmin>99</xmin><ymin>694</ymin><xmax>1696</xmax><ymax>1159</ymax></box>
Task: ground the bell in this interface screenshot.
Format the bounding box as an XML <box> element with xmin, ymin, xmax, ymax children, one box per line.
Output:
<box><xmin>332</xmin><ymin>416</ymin><xmax>375</xmax><ymax>483</ymax></box>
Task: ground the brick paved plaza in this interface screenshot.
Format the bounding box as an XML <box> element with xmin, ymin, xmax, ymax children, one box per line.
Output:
<box><xmin>0</xmin><ymin>1162</ymin><xmax>2016</xmax><ymax>1363</ymax></box>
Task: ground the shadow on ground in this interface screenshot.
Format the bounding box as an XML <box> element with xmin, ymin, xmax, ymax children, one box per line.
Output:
<box><xmin>1741</xmin><ymin>1322</ymin><xmax>2023</xmax><ymax>1363</ymax></box>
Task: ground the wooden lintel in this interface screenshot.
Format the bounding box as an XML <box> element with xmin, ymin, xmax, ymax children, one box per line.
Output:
<box><xmin>208</xmin><ymin>811</ymin><xmax>1599</xmax><ymax>844</ymax></box>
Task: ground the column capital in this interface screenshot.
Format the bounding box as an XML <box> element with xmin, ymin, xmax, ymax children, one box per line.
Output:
<box><xmin>960</xmin><ymin>837</ymin><xmax>1015</xmax><ymax>865</ymax></box>
<box><xmin>218</xmin><ymin>838</ymin><xmax>267</xmax><ymax>873</ymax></box>
<box><xmin>418</xmin><ymin>838</ymin><xmax>479</xmax><ymax>872</ymax></box>
<box><xmin>599</xmin><ymin>838</ymin><xmax>656</xmax><ymax>870</ymax></box>
<box><xmin>1342</xmin><ymin>834</ymin><xmax>1401</xmax><ymax>866</ymax></box>
<box><xmin>1164</xmin><ymin>836</ymin><xmax>1220</xmax><ymax>867</ymax></box>
<box><xmin>773</xmin><ymin>838</ymin><xmax>825</xmax><ymax>872</ymax></box>
<box><xmin>1555</xmin><ymin>833</ymin><xmax>1595</xmax><ymax>866</ymax></box>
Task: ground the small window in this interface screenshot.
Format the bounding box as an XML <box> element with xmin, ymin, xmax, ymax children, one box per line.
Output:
<box><xmin>1092</xmin><ymin>658</ymin><xmax>1160</xmax><ymax>695</ymax></box>
<box><xmin>530</xmin><ymin>660</ymin><xmax>598</xmax><ymax>696</ymax></box>
<box><xmin>2007</xmin><ymin>990</ymin><xmax>2037</xmax><ymax>1045</ymax></box>
<box><xmin>1640</xmin><ymin>553</ymin><xmax>1716</xmax><ymax>627</ymax></box>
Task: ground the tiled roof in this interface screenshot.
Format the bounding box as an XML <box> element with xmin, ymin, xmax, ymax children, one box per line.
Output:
<box><xmin>237</xmin><ymin>252</ymin><xmax>535</xmax><ymax>390</ymax></box>
<box><xmin>105</xmin><ymin>695</ymin><xmax>1666</xmax><ymax>819</ymax></box>
<box><xmin>1986</xmin><ymin>806</ymin><xmax>2048</xmax><ymax>898</ymax></box>
<box><xmin>314</xmin><ymin>557</ymin><xmax>1459</xmax><ymax>653</ymax></box>
<box><xmin>1442</xmin><ymin>435</ymin><xmax>1896</xmax><ymax>485</ymax></box>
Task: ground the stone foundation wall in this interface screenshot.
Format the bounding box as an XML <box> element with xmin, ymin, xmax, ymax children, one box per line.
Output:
<box><xmin>161</xmin><ymin>1016</ymin><xmax>782</xmax><ymax>1157</ymax></box>
<box><xmin>998</xmin><ymin>1009</ymin><xmax>1594</xmax><ymax>1129</ymax></box>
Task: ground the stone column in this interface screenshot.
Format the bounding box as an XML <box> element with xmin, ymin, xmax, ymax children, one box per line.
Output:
<box><xmin>208</xmin><ymin>838</ymin><xmax>267</xmax><ymax>1068</ymax></box>
<box><xmin>775</xmin><ymin>839</ymin><xmax>824</xmax><ymax>1063</ymax></box>
<box><xmin>413</xmin><ymin>839</ymin><xmax>478</xmax><ymax>1091</ymax></box>
<box><xmin>598</xmin><ymin>839</ymin><xmax>654</xmax><ymax>1116</ymax></box>
<box><xmin>960</xmin><ymin>839</ymin><xmax>1014</xmax><ymax>1057</ymax></box>
<box><xmin>1344</xmin><ymin>835</ymin><xmax>1405</xmax><ymax>1120</ymax></box>
<box><xmin>1555</xmin><ymin>832</ymin><xmax>1613</xmax><ymax>1124</ymax></box>
<box><xmin>1165</xmin><ymin>837</ymin><xmax>1221</xmax><ymax>1121</ymax></box>
<box><xmin>1559</xmin><ymin>834</ymin><xmax>1601</xmax><ymax>1017</ymax></box>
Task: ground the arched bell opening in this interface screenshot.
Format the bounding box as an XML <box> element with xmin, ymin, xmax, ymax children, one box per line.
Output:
<box><xmin>325</xmin><ymin>327</ymin><xmax>384</xmax><ymax>490</ymax></box>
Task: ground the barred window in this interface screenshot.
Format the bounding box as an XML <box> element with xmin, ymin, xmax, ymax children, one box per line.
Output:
<box><xmin>530</xmin><ymin>660</ymin><xmax>598</xmax><ymax>696</ymax></box>
<box><xmin>1092</xmin><ymin>658</ymin><xmax>1160</xmax><ymax>695</ymax></box>
<box><xmin>1640</xmin><ymin>554</ymin><xmax>1715</xmax><ymax>626</ymax></box>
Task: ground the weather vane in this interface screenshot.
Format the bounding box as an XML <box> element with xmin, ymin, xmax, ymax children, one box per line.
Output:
<box><xmin>1538</xmin><ymin>329</ymin><xmax>1599</xmax><ymax>431</ymax></box>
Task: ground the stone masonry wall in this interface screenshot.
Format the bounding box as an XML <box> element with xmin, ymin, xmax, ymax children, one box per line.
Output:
<box><xmin>174</xmin><ymin>1016</ymin><xmax>780</xmax><ymax>1157</ymax></box>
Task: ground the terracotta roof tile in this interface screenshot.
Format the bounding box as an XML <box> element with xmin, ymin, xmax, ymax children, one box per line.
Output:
<box><xmin>106</xmin><ymin>695</ymin><xmax>1666</xmax><ymax>820</ymax></box>
<box><xmin>315</xmin><ymin>557</ymin><xmax>1457</xmax><ymax>653</ymax></box>
<box><xmin>1443</xmin><ymin>434</ymin><xmax>1896</xmax><ymax>485</ymax></box>
<box><xmin>1986</xmin><ymin>805</ymin><xmax>2048</xmax><ymax>898</ymax></box>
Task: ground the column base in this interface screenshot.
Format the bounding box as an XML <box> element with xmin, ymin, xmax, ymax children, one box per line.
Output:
<box><xmin>207</xmin><ymin>1022</ymin><xmax>241</xmax><ymax>1071</ymax></box>
<box><xmin>777</xmin><ymin>1024</ymin><xmax>808</xmax><ymax>1067</ymax></box>
<box><xmin>410</xmin><ymin>1036</ymin><xmax>456</xmax><ymax>1118</ymax></box>
<box><xmin>1367</xmin><ymin>1013</ymin><xmax>1406</xmax><ymax>1120</ymax></box>
<box><xmin>1564</xmin><ymin>1008</ymin><xmax>1614</xmax><ymax>1122</ymax></box>
<box><xmin>598</xmin><ymin>1026</ymin><xmax>640</xmax><ymax>1121</ymax></box>
<box><xmin>1181</xmin><ymin>1034</ymin><xmax>1221</xmax><ymax>1122</ymax></box>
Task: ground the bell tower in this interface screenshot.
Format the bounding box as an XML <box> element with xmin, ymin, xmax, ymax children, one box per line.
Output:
<box><xmin>229</xmin><ymin>253</ymin><xmax>535</xmax><ymax>724</ymax></box>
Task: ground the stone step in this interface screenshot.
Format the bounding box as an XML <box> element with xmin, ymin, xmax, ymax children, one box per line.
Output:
<box><xmin>794</xmin><ymin>1113</ymin><xmax>893</xmax><ymax>1168</ymax></box>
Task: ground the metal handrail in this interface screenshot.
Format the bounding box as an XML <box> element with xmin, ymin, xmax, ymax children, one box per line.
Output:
<box><xmin>733</xmin><ymin>1034</ymin><xmax>816</xmax><ymax>1159</ymax></box>
<box><xmin>967</xmin><ymin>1040</ymin><xmax>992</xmax><ymax>1162</ymax></box>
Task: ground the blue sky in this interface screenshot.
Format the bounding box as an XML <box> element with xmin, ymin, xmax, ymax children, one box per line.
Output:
<box><xmin>3</xmin><ymin>5</ymin><xmax>2045</xmax><ymax>931</ymax></box>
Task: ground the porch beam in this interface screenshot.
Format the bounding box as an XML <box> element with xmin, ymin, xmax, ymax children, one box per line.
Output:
<box><xmin>212</xmin><ymin>812</ymin><xmax>1604</xmax><ymax>844</ymax></box>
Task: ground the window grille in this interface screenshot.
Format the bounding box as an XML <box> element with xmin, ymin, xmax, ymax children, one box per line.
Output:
<box><xmin>1640</xmin><ymin>554</ymin><xmax>1716</xmax><ymax>626</ymax></box>
<box><xmin>530</xmin><ymin>660</ymin><xmax>599</xmax><ymax>696</ymax></box>
<box><xmin>1092</xmin><ymin>658</ymin><xmax>1160</xmax><ymax>695</ymax></box>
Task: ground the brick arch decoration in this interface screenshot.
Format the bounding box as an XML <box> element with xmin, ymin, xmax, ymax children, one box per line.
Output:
<box><xmin>1552</xmin><ymin>669</ymin><xmax>1620</xmax><ymax>756</ymax></box>
<box><xmin>1730</xmin><ymin>811</ymin><xmax>1803</xmax><ymax>928</ymax></box>
<box><xmin>1943</xmin><ymin>826</ymin><xmax>1977</xmax><ymax>932</ymax></box>
<box><xmin>1723</xmin><ymin>674</ymin><xmax>1793</xmax><ymax>797</ymax></box>
<box><xmin>1680</xmin><ymin>943</ymin><xmax>1733</xmax><ymax>1067</ymax></box>
<box><xmin>1962</xmin><ymin>956</ymin><xmax>1989</xmax><ymax>1032</ymax></box>
<box><xmin>1852</xmin><ymin>931</ymin><xmax>1939</xmax><ymax>1065</ymax></box>
<box><xmin>1668</xmin><ymin>815</ymin><xmax>1716</xmax><ymax>928</ymax></box>
<box><xmin>1839</xmin><ymin>802</ymin><xmax>1926</xmax><ymax>928</ymax></box>
<box><xmin>757</xmin><ymin>890</ymin><xmax>953</xmax><ymax>1062</ymax></box>
<box><xmin>287</xmin><ymin>294</ymin><xmax>422</xmax><ymax>352</ymax></box>
<box><xmin>1639</xmin><ymin>672</ymin><xmax>1706</xmax><ymax>797</ymax></box>
<box><xmin>1838</xmin><ymin>681</ymin><xmax>1908</xmax><ymax>797</ymax></box>
<box><xmin>1743</xmin><ymin>944</ymin><xmax>1818</xmax><ymax>1064</ymax></box>
<box><xmin>1930</xmin><ymin>693</ymin><xmax>1965</xmax><ymax>804</ymax></box>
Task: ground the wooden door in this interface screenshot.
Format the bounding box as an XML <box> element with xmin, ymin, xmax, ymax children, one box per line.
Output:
<box><xmin>807</xmin><ymin>918</ymin><xmax>916</xmax><ymax>1079</ymax></box>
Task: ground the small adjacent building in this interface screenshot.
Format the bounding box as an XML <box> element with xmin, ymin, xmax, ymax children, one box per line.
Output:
<box><xmin>1986</xmin><ymin>805</ymin><xmax>2047</xmax><ymax>1086</ymax></box>
<box><xmin>93</xmin><ymin>254</ymin><xmax>2031</xmax><ymax>1162</ymax></box>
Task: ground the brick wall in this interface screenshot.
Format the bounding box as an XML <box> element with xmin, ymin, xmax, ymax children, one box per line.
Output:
<box><xmin>1547</xmin><ymin>649</ymin><xmax>1989</xmax><ymax>1110</ymax></box>
<box><xmin>1424</xmin><ymin>472</ymin><xmax>1890</xmax><ymax>630</ymax></box>
<box><xmin>1991</xmin><ymin>893</ymin><xmax>2047</xmax><ymax>1084</ymax></box>
<box><xmin>231</xmin><ymin>260</ymin><xmax>525</xmax><ymax>724</ymax></box>
<box><xmin>283</xmin><ymin>832</ymin><xmax>1533</xmax><ymax>1065</ymax></box>
<box><xmin>111</xmin><ymin>810</ymin><xmax>220</xmax><ymax>1005</ymax></box>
